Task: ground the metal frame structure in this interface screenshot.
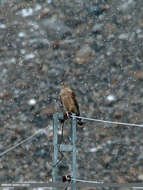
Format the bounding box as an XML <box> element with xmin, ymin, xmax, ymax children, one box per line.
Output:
<box><xmin>52</xmin><ymin>113</ymin><xmax>77</xmax><ymax>190</ymax></box>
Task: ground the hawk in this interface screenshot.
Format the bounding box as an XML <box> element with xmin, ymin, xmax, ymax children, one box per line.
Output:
<box><xmin>59</xmin><ymin>83</ymin><xmax>82</xmax><ymax>125</ymax></box>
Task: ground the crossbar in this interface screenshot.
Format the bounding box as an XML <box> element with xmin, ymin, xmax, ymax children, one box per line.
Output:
<box><xmin>59</xmin><ymin>144</ymin><xmax>73</xmax><ymax>151</ymax></box>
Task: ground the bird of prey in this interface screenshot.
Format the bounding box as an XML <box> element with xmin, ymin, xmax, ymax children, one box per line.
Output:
<box><xmin>59</xmin><ymin>83</ymin><xmax>82</xmax><ymax>125</ymax></box>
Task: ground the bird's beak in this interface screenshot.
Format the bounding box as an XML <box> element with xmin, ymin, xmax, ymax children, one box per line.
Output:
<box><xmin>61</xmin><ymin>82</ymin><xmax>64</xmax><ymax>87</ymax></box>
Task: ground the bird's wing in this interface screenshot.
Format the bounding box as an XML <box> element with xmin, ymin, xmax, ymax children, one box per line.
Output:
<box><xmin>59</xmin><ymin>89</ymin><xmax>70</xmax><ymax>111</ymax></box>
<box><xmin>59</xmin><ymin>93</ymin><xmax>63</xmax><ymax>105</ymax></box>
<box><xmin>71</xmin><ymin>91</ymin><xmax>80</xmax><ymax>116</ymax></box>
<box><xmin>59</xmin><ymin>86</ymin><xmax>80</xmax><ymax>116</ymax></box>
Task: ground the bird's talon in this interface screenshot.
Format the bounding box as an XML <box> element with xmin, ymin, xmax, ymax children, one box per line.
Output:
<box><xmin>66</xmin><ymin>112</ymin><xmax>69</xmax><ymax>118</ymax></box>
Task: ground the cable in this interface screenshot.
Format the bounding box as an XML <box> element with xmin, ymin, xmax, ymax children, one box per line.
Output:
<box><xmin>0</xmin><ymin>181</ymin><xmax>143</xmax><ymax>188</ymax></box>
<box><xmin>64</xmin><ymin>181</ymin><xmax>71</xmax><ymax>190</ymax></box>
<box><xmin>3</xmin><ymin>113</ymin><xmax>141</xmax><ymax>158</ymax></box>
<box><xmin>62</xmin><ymin>176</ymin><xmax>103</xmax><ymax>188</ymax></box>
<box><xmin>72</xmin><ymin>115</ymin><xmax>143</xmax><ymax>128</ymax></box>
<box><xmin>70</xmin><ymin>178</ymin><xmax>143</xmax><ymax>189</ymax></box>
<box><xmin>71</xmin><ymin>178</ymin><xmax>104</xmax><ymax>184</ymax></box>
<box><xmin>0</xmin><ymin>127</ymin><xmax>49</xmax><ymax>157</ymax></box>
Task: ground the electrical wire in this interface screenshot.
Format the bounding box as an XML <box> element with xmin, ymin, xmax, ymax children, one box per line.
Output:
<box><xmin>64</xmin><ymin>181</ymin><xmax>72</xmax><ymax>190</ymax></box>
<box><xmin>1</xmin><ymin>113</ymin><xmax>143</xmax><ymax>189</ymax></box>
<box><xmin>71</xmin><ymin>178</ymin><xmax>104</xmax><ymax>184</ymax></box>
<box><xmin>2</xmin><ymin>113</ymin><xmax>142</xmax><ymax>158</ymax></box>
<box><xmin>0</xmin><ymin>127</ymin><xmax>49</xmax><ymax>157</ymax></box>
<box><xmin>0</xmin><ymin>181</ymin><xmax>143</xmax><ymax>188</ymax></box>
<box><xmin>72</xmin><ymin>115</ymin><xmax>143</xmax><ymax>128</ymax></box>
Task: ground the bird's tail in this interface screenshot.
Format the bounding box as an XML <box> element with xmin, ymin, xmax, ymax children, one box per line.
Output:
<box><xmin>76</xmin><ymin>113</ymin><xmax>83</xmax><ymax>125</ymax></box>
<box><xmin>62</xmin><ymin>112</ymin><xmax>83</xmax><ymax>125</ymax></box>
<box><xmin>77</xmin><ymin>118</ymin><xmax>83</xmax><ymax>125</ymax></box>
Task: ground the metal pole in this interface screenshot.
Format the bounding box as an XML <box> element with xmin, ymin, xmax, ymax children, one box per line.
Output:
<box><xmin>52</xmin><ymin>113</ymin><xmax>58</xmax><ymax>190</ymax></box>
<box><xmin>71</xmin><ymin>114</ymin><xmax>77</xmax><ymax>190</ymax></box>
<box><xmin>52</xmin><ymin>113</ymin><xmax>77</xmax><ymax>190</ymax></box>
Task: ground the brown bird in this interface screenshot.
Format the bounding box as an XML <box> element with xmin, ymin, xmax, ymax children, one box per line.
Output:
<box><xmin>59</xmin><ymin>82</ymin><xmax>82</xmax><ymax>125</ymax></box>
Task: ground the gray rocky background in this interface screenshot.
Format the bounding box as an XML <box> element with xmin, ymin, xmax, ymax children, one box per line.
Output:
<box><xmin>0</xmin><ymin>0</ymin><xmax>143</xmax><ymax>189</ymax></box>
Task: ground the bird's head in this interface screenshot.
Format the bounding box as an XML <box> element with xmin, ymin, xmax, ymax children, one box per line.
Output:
<box><xmin>61</xmin><ymin>82</ymin><xmax>68</xmax><ymax>88</ymax></box>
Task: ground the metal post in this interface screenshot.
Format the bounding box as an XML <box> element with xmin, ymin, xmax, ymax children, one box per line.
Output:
<box><xmin>52</xmin><ymin>113</ymin><xmax>77</xmax><ymax>190</ymax></box>
<box><xmin>52</xmin><ymin>113</ymin><xmax>58</xmax><ymax>190</ymax></box>
<box><xmin>71</xmin><ymin>114</ymin><xmax>77</xmax><ymax>190</ymax></box>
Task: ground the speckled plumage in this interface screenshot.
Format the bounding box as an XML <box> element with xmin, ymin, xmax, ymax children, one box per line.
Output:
<box><xmin>59</xmin><ymin>83</ymin><xmax>80</xmax><ymax>116</ymax></box>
